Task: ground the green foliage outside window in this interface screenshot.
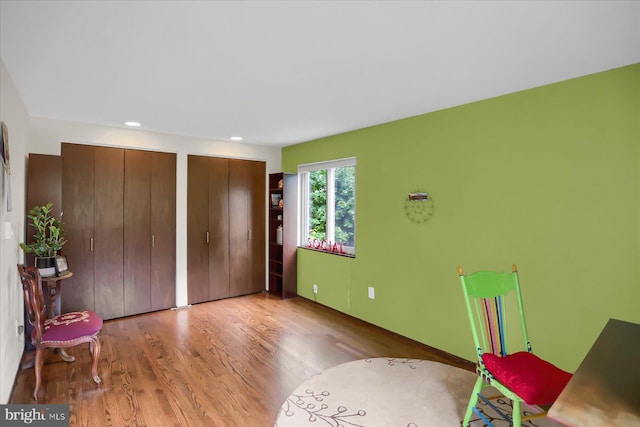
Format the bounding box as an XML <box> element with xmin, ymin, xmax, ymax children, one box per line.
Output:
<box><xmin>334</xmin><ymin>166</ymin><xmax>355</xmax><ymax>246</ymax></box>
<box><xmin>309</xmin><ymin>170</ymin><xmax>326</xmax><ymax>240</ymax></box>
<box><xmin>308</xmin><ymin>166</ymin><xmax>355</xmax><ymax>247</ymax></box>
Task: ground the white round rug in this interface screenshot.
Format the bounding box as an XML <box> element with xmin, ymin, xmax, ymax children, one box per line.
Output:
<box><xmin>274</xmin><ymin>358</ymin><xmax>562</xmax><ymax>427</ymax></box>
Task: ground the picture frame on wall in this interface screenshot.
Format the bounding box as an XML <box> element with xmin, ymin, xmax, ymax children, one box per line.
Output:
<box><xmin>1</xmin><ymin>121</ymin><xmax>12</xmax><ymax>211</ymax></box>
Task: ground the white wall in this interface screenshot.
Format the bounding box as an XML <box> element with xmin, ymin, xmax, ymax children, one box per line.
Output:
<box><xmin>29</xmin><ymin>117</ymin><xmax>282</xmax><ymax>308</ymax></box>
<box><xmin>0</xmin><ymin>59</ymin><xmax>28</xmax><ymax>403</ymax></box>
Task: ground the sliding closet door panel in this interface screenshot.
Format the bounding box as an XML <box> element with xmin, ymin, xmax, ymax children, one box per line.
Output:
<box><xmin>208</xmin><ymin>157</ymin><xmax>230</xmax><ymax>300</ymax></box>
<box><xmin>188</xmin><ymin>155</ymin><xmax>264</xmax><ymax>302</ymax></box>
<box><xmin>61</xmin><ymin>143</ymin><xmax>95</xmax><ymax>313</ymax></box>
<box><xmin>151</xmin><ymin>151</ymin><xmax>176</xmax><ymax>311</ymax></box>
<box><xmin>26</xmin><ymin>154</ymin><xmax>62</xmax><ymax>216</ymax></box>
<box><xmin>124</xmin><ymin>149</ymin><xmax>152</xmax><ymax>316</ymax></box>
<box><xmin>229</xmin><ymin>159</ymin><xmax>251</xmax><ymax>297</ymax></box>
<box><xmin>249</xmin><ymin>160</ymin><xmax>266</xmax><ymax>293</ymax></box>
<box><xmin>26</xmin><ymin>154</ymin><xmax>62</xmax><ymax>269</ymax></box>
<box><xmin>93</xmin><ymin>147</ymin><xmax>125</xmax><ymax>320</ymax></box>
<box><xmin>187</xmin><ymin>155</ymin><xmax>210</xmax><ymax>304</ymax></box>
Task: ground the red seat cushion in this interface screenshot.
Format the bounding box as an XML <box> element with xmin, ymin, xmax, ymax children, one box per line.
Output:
<box><xmin>482</xmin><ymin>351</ymin><xmax>572</xmax><ymax>405</ymax></box>
<box><xmin>37</xmin><ymin>311</ymin><xmax>103</xmax><ymax>344</ymax></box>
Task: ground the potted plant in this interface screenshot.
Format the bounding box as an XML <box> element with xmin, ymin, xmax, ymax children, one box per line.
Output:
<box><xmin>19</xmin><ymin>202</ymin><xmax>67</xmax><ymax>277</ymax></box>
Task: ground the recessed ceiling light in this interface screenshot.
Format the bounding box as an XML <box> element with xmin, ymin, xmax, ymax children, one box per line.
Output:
<box><xmin>125</xmin><ymin>121</ymin><xmax>141</xmax><ymax>127</ymax></box>
<box><xmin>230</xmin><ymin>136</ymin><xmax>243</xmax><ymax>141</ymax></box>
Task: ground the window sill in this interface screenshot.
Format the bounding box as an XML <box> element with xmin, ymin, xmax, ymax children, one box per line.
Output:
<box><xmin>298</xmin><ymin>246</ymin><xmax>355</xmax><ymax>258</ymax></box>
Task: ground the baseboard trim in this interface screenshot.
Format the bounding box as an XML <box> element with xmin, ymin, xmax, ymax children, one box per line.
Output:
<box><xmin>295</xmin><ymin>295</ymin><xmax>475</xmax><ymax>371</ymax></box>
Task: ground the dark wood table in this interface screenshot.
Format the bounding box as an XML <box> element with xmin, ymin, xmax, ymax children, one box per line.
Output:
<box><xmin>548</xmin><ymin>318</ymin><xmax>640</xmax><ymax>427</ymax></box>
<box><xmin>41</xmin><ymin>272</ymin><xmax>73</xmax><ymax>317</ymax></box>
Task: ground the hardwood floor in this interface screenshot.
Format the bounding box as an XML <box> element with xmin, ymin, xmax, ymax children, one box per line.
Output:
<box><xmin>10</xmin><ymin>293</ymin><xmax>473</xmax><ymax>426</ymax></box>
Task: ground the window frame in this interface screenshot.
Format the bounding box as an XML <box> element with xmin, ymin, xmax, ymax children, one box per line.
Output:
<box><xmin>298</xmin><ymin>157</ymin><xmax>356</xmax><ymax>256</ymax></box>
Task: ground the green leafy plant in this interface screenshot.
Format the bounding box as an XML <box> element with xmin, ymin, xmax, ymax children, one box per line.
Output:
<box><xmin>19</xmin><ymin>203</ymin><xmax>67</xmax><ymax>257</ymax></box>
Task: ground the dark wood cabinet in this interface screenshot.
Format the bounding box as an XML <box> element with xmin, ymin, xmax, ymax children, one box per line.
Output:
<box><xmin>61</xmin><ymin>143</ymin><xmax>175</xmax><ymax>320</ymax></box>
<box><xmin>93</xmin><ymin>146</ymin><xmax>125</xmax><ymax>319</ymax></box>
<box><xmin>61</xmin><ymin>144</ymin><xmax>96</xmax><ymax>315</ymax></box>
<box><xmin>149</xmin><ymin>151</ymin><xmax>177</xmax><ymax>311</ymax></box>
<box><xmin>208</xmin><ymin>157</ymin><xmax>231</xmax><ymax>300</ymax></box>
<box><xmin>25</xmin><ymin>154</ymin><xmax>62</xmax><ymax>268</ymax></box>
<box><xmin>230</xmin><ymin>159</ymin><xmax>266</xmax><ymax>297</ymax></box>
<box><xmin>187</xmin><ymin>155</ymin><xmax>230</xmax><ymax>303</ymax></box>
<box><xmin>124</xmin><ymin>149</ymin><xmax>176</xmax><ymax>316</ymax></box>
<box><xmin>124</xmin><ymin>149</ymin><xmax>151</xmax><ymax>315</ymax></box>
<box><xmin>187</xmin><ymin>156</ymin><xmax>265</xmax><ymax>304</ymax></box>
<box><xmin>26</xmin><ymin>154</ymin><xmax>62</xmax><ymax>216</ymax></box>
<box><xmin>62</xmin><ymin>144</ymin><xmax>124</xmax><ymax>319</ymax></box>
<box><xmin>187</xmin><ymin>155</ymin><xmax>211</xmax><ymax>304</ymax></box>
<box><xmin>268</xmin><ymin>173</ymin><xmax>297</xmax><ymax>299</ymax></box>
<box><xmin>249</xmin><ymin>161</ymin><xmax>267</xmax><ymax>293</ymax></box>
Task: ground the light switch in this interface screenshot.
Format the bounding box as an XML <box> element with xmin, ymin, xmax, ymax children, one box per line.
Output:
<box><xmin>3</xmin><ymin>222</ymin><xmax>13</xmax><ymax>239</ymax></box>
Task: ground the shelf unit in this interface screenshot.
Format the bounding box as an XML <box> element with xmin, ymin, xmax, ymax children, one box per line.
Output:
<box><xmin>268</xmin><ymin>172</ymin><xmax>297</xmax><ymax>299</ymax></box>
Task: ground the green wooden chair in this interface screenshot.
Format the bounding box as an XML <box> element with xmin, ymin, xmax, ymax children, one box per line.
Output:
<box><xmin>458</xmin><ymin>264</ymin><xmax>572</xmax><ymax>427</ymax></box>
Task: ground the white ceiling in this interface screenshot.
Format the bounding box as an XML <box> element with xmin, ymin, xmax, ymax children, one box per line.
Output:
<box><xmin>1</xmin><ymin>1</ymin><xmax>639</xmax><ymax>147</ymax></box>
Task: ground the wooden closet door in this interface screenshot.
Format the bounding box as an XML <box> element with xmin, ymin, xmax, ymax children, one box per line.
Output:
<box><xmin>187</xmin><ymin>155</ymin><xmax>211</xmax><ymax>304</ymax></box>
<box><xmin>26</xmin><ymin>154</ymin><xmax>62</xmax><ymax>217</ymax></box>
<box><xmin>249</xmin><ymin>160</ymin><xmax>266</xmax><ymax>293</ymax></box>
<box><xmin>229</xmin><ymin>159</ymin><xmax>265</xmax><ymax>296</ymax></box>
<box><xmin>93</xmin><ymin>147</ymin><xmax>124</xmax><ymax>320</ymax></box>
<box><xmin>26</xmin><ymin>154</ymin><xmax>62</xmax><ymax>269</ymax></box>
<box><xmin>124</xmin><ymin>149</ymin><xmax>152</xmax><ymax>316</ymax></box>
<box><xmin>151</xmin><ymin>151</ymin><xmax>176</xmax><ymax>311</ymax></box>
<box><xmin>61</xmin><ymin>143</ymin><xmax>95</xmax><ymax>313</ymax></box>
<box><xmin>228</xmin><ymin>159</ymin><xmax>250</xmax><ymax>296</ymax></box>
<box><xmin>208</xmin><ymin>157</ymin><xmax>230</xmax><ymax>300</ymax></box>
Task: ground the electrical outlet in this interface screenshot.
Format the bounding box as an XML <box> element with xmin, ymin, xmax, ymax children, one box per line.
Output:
<box><xmin>313</xmin><ymin>284</ymin><xmax>318</xmax><ymax>294</ymax></box>
<box><xmin>16</xmin><ymin>320</ymin><xmax>24</xmax><ymax>336</ymax></box>
<box><xmin>368</xmin><ymin>286</ymin><xmax>375</xmax><ymax>299</ymax></box>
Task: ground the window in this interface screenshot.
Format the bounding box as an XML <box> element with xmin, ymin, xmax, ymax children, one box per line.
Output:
<box><xmin>299</xmin><ymin>158</ymin><xmax>356</xmax><ymax>256</ymax></box>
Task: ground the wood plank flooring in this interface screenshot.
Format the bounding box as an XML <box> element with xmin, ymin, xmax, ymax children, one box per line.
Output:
<box><xmin>10</xmin><ymin>293</ymin><xmax>473</xmax><ymax>426</ymax></box>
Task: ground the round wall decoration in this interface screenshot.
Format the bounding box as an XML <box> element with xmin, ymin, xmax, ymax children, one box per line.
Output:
<box><xmin>404</xmin><ymin>192</ymin><xmax>434</xmax><ymax>224</ymax></box>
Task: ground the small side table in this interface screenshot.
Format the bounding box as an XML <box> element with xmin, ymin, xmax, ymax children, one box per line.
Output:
<box><xmin>41</xmin><ymin>272</ymin><xmax>73</xmax><ymax>317</ymax></box>
<box><xmin>40</xmin><ymin>272</ymin><xmax>76</xmax><ymax>362</ymax></box>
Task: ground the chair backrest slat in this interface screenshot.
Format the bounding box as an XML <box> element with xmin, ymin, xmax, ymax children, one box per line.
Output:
<box><xmin>483</xmin><ymin>299</ymin><xmax>497</xmax><ymax>354</ymax></box>
<box><xmin>459</xmin><ymin>264</ymin><xmax>531</xmax><ymax>362</ymax></box>
<box><xmin>474</xmin><ymin>298</ymin><xmax>489</xmax><ymax>353</ymax></box>
<box><xmin>482</xmin><ymin>296</ymin><xmax>506</xmax><ymax>356</ymax></box>
<box><xmin>497</xmin><ymin>296</ymin><xmax>507</xmax><ymax>356</ymax></box>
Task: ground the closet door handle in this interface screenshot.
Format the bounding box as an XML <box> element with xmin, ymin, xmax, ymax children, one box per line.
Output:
<box><xmin>152</xmin><ymin>234</ymin><xmax>155</xmax><ymax>247</ymax></box>
<box><xmin>206</xmin><ymin>231</ymin><xmax>210</xmax><ymax>244</ymax></box>
<box><xmin>90</xmin><ymin>237</ymin><xmax>94</xmax><ymax>252</ymax></box>
<box><xmin>248</xmin><ymin>229</ymin><xmax>252</xmax><ymax>240</ymax></box>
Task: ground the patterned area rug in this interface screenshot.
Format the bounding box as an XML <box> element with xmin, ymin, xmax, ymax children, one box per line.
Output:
<box><xmin>274</xmin><ymin>358</ymin><xmax>562</xmax><ymax>427</ymax></box>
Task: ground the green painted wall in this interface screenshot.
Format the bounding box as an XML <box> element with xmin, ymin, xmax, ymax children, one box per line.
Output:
<box><xmin>283</xmin><ymin>64</ymin><xmax>640</xmax><ymax>372</ymax></box>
